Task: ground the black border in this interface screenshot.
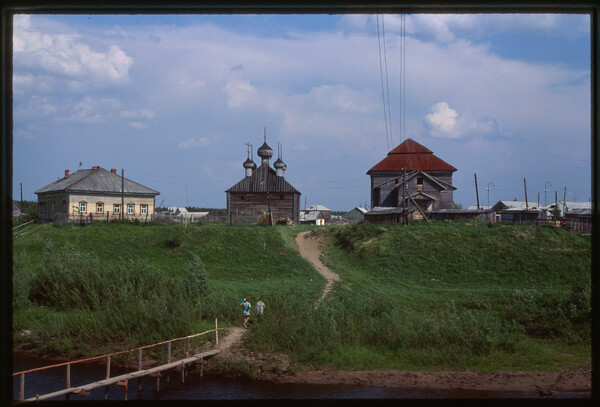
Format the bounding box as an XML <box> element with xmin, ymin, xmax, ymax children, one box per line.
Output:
<box><xmin>2</xmin><ymin>1</ymin><xmax>598</xmax><ymax>405</ymax></box>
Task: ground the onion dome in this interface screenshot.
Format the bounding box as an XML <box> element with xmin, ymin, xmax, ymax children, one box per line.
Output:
<box><xmin>274</xmin><ymin>157</ymin><xmax>287</xmax><ymax>177</ymax></box>
<box><xmin>243</xmin><ymin>158</ymin><xmax>257</xmax><ymax>169</ymax></box>
<box><xmin>273</xmin><ymin>158</ymin><xmax>285</xmax><ymax>169</ymax></box>
<box><xmin>257</xmin><ymin>141</ymin><xmax>273</xmax><ymax>160</ymax></box>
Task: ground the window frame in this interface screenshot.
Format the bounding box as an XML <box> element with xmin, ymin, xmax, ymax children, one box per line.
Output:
<box><xmin>96</xmin><ymin>202</ymin><xmax>104</xmax><ymax>214</ymax></box>
<box><xmin>113</xmin><ymin>204</ymin><xmax>121</xmax><ymax>215</ymax></box>
<box><xmin>79</xmin><ymin>201</ymin><xmax>87</xmax><ymax>213</ymax></box>
<box><xmin>127</xmin><ymin>204</ymin><xmax>135</xmax><ymax>215</ymax></box>
<box><xmin>141</xmin><ymin>204</ymin><xmax>148</xmax><ymax>215</ymax></box>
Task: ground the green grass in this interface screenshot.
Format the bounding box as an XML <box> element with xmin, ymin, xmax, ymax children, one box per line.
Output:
<box><xmin>12</xmin><ymin>220</ymin><xmax>591</xmax><ymax>372</ymax></box>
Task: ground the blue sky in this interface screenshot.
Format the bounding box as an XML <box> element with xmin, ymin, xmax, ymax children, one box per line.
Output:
<box><xmin>12</xmin><ymin>13</ymin><xmax>591</xmax><ymax>210</ymax></box>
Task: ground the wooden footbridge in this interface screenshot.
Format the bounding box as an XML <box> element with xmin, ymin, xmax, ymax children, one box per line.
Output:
<box><xmin>13</xmin><ymin>319</ymin><xmax>223</xmax><ymax>401</ymax></box>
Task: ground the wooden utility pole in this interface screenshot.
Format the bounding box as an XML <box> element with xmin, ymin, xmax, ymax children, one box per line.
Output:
<box><xmin>20</xmin><ymin>182</ymin><xmax>23</xmax><ymax>210</ymax></box>
<box><xmin>402</xmin><ymin>167</ymin><xmax>407</xmax><ymax>225</ymax></box>
<box><xmin>474</xmin><ymin>173</ymin><xmax>480</xmax><ymax>210</ymax></box>
<box><xmin>121</xmin><ymin>169</ymin><xmax>125</xmax><ymax>220</ymax></box>
<box><xmin>523</xmin><ymin>178</ymin><xmax>528</xmax><ymax>209</ymax></box>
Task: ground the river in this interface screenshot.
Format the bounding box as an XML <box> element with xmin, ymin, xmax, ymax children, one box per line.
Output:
<box><xmin>12</xmin><ymin>354</ymin><xmax>588</xmax><ymax>400</ymax></box>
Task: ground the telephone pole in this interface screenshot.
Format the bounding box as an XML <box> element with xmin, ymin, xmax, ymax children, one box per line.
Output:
<box><xmin>402</xmin><ymin>167</ymin><xmax>407</xmax><ymax>225</ymax></box>
<box><xmin>487</xmin><ymin>182</ymin><xmax>494</xmax><ymax>209</ymax></box>
<box><xmin>121</xmin><ymin>169</ymin><xmax>125</xmax><ymax>220</ymax></box>
<box><xmin>523</xmin><ymin>178</ymin><xmax>528</xmax><ymax>209</ymax></box>
<box><xmin>474</xmin><ymin>173</ymin><xmax>480</xmax><ymax>210</ymax></box>
<box><xmin>544</xmin><ymin>181</ymin><xmax>551</xmax><ymax>208</ymax></box>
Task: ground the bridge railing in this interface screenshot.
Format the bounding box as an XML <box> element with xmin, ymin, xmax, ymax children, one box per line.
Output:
<box><xmin>12</xmin><ymin>318</ymin><xmax>221</xmax><ymax>401</ymax></box>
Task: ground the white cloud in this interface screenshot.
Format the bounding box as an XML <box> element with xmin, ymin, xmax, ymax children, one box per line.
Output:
<box><xmin>178</xmin><ymin>137</ymin><xmax>211</xmax><ymax>150</ymax></box>
<box><xmin>49</xmin><ymin>96</ymin><xmax>122</xmax><ymax>124</ymax></box>
<box><xmin>308</xmin><ymin>84</ymin><xmax>374</xmax><ymax>113</ymax></box>
<box><xmin>13</xmin><ymin>15</ymin><xmax>133</xmax><ymax>93</ymax></box>
<box><xmin>129</xmin><ymin>121</ymin><xmax>148</xmax><ymax>129</ymax></box>
<box><xmin>423</xmin><ymin>102</ymin><xmax>500</xmax><ymax>140</ymax></box>
<box><xmin>223</xmin><ymin>79</ymin><xmax>258</xmax><ymax>108</ymax></box>
<box><xmin>120</xmin><ymin>108</ymin><xmax>155</xmax><ymax>119</ymax></box>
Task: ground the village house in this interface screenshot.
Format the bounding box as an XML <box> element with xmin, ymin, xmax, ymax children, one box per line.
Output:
<box><xmin>35</xmin><ymin>166</ymin><xmax>160</xmax><ymax>223</ymax></box>
<box><xmin>226</xmin><ymin>137</ymin><xmax>301</xmax><ymax>224</ymax></box>
<box><xmin>365</xmin><ymin>138</ymin><xmax>457</xmax><ymax>224</ymax></box>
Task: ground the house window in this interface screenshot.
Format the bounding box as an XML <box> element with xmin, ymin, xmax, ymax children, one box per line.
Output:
<box><xmin>141</xmin><ymin>205</ymin><xmax>148</xmax><ymax>215</ymax></box>
<box><xmin>96</xmin><ymin>203</ymin><xmax>104</xmax><ymax>214</ymax></box>
<box><xmin>79</xmin><ymin>202</ymin><xmax>87</xmax><ymax>213</ymax></box>
<box><xmin>417</xmin><ymin>178</ymin><xmax>424</xmax><ymax>191</ymax></box>
<box><xmin>51</xmin><ymin>201</ymin><xmax>55</xmax><ymax>213</ymax></box>
<box><xmin>114</xmin><ymin>204</ymin><xmax>121</xmax><ymax>215</ymax></box>
<box><xmin>62</xmin><ymin>200</ymin><xmax>67</xmax><ymax>212</ymax></box>
<box><xmin>128</xmin><ymin>204</ymin><xmax>135</xmax><ymax>215</ymax></box>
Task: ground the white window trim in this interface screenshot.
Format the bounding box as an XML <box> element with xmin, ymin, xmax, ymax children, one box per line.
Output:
<box><xmin>114</xmin><ymin>204</ymin><xmax>121</xmax><ymax>215</ymax></box>
<box><xmin>96</xmin><ymin>203</ymin><xmax>104</xmax><ymax>214</ymax></box>
<box><xmin>80</xmin><ymin>202</ymin><xmax>87</xmax><ymax>213</ymax></box>
<box><xmin>141</xmin><ymin>205</ymin><xmax>148</xmax><ymax>215</ymax></box>
<box><xmin>127</xmin><ymin>204</ymin><xmax>135</xmax><ymax>215</ymax></box>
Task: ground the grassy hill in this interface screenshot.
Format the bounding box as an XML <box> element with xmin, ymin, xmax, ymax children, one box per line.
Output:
<box><xmin>12</xmin><ymin>221</ymin><xmax>590</xmax><ymax>373</ymax></box>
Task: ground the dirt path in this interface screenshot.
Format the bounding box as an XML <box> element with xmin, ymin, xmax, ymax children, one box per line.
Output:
<box><xmin>214</xmin><ymin>326</ymin><xmax>246</xmax><ymax>356</ymax></box>
<box><xmin>295</xmin><ymin>231</ymin><xmax>341</xmax><ymax>305</ymax></box>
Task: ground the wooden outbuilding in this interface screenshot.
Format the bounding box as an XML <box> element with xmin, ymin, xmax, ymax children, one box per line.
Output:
<box><xmin>429</xmin><ymin>208</ymin><xmax>496</xmax><ymax>222</ymax></box>
<box><xmin>364</xmin><ymin>206</ymin><xmax>417</xmax><ymax>224</ymax></box>
<box><xmin>226</xmin><ymin>137</ymin><xmax>301</xmax><ymax>224</ymax></box>
<box><xmin>564</xmin><ymin>208</ymin><xmax>592</xmax><ymax>234</ymax></box>
<box><xmin>344</xmin><ymin>207</ymin><xmax>368</xmax><ymax>223</ymax></box>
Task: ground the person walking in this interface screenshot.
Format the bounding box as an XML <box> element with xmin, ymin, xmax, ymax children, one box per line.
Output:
<box><xmin>255</xmin><ymin>298</ymin><xmax>265</xmax><ymax>321</ymax></box>
<box><xmin>241</xmin><ymin>297</ymin><xmax>251</xmax><ymax>328</ymax></box>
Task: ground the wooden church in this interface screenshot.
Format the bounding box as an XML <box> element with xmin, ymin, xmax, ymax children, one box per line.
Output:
<box><xmin>367</xmin><ymin>138</ymin><xmax>457</xmax><ymax>212</ymax></box>
<box><xmin>226</xmin><ymin>135</ymin><xmax>301</xmax><ymax>224</ymax></box>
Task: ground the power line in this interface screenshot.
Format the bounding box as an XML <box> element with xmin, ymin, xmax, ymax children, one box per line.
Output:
<box><xmin>376</xmin><ymin>14</ymin><xmax>391</xmax><ymax>152</ymax></box>
<box><xmin>382</xmin><ymin>15</ymin><xmax>394</xmax><ymax>149</ymax></box>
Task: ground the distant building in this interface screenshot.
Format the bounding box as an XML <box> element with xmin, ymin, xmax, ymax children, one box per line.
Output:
<box><xmin>490</xmin><ymin>200</ymin><xmax>541</xmax><ymax>223</ymax></box>
<box><xmin>306</xmin><ymin>204</ymin><xmax>331</xmax><ymax>220</ymax></box>
<box><xmin>299</xmin><ymin>210</ymin><xmax>325</xmax><ymax>225</ymax></box>
<box><xmin>544</xmin><ymin>201</ymin><xmax>591</xmax><ymax>218</ymax></box>
<box><xmin>344</xmin><ymin>207</ymin><xmax>368</xmax><ymax>222</ymax></box>
<box><xmin>166</xmin><ymin>207</ymin><xmax>209</xmax><ymax>223</ymax></box>
<box><xmin>226</xmin><ymin>136</ymin><xmax>301</xmax><ymax>224</ymax></box>
<box><xmin>34</xmin><ymin>166</ymin><xmax>160</xmax><ymax>223</ymax></box>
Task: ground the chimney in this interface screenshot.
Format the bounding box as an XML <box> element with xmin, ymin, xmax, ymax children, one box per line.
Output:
<box><xmin>92</xmin><ymin>166</ymin><xmax>99</xmax><ymax>171</ymax></box>
<box><xmin>64</xmin><ymin>169</ymin><xmax>70</xmax><ymax>179</ymax></box>
<box><xmin>111</xmin><ymin>169</ymin><xmax>117</xmax><ymax>174</ymax></box>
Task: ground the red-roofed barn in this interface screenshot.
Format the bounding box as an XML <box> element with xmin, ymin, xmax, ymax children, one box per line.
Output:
<box><xmin>367</xmin><ymin>139</ymin><xmax>457</xmax><ymax>212</ymax></box>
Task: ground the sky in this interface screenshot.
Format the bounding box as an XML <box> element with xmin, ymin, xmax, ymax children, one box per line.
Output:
<box><xmin>12</xmin><ymin>13</ymin><xmax>591</xmax><ymax>211</ymax></box>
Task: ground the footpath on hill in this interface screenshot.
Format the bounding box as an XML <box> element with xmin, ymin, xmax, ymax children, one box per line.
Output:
<box><xmin>295</xmin><ymin>231</ymin><xmax>341</xmax><ymax>305</ymax></box>
<box><xmin>212</xmin><ymin>230</ymin><xmax>591</xmax><ymax>397</ymax></box>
